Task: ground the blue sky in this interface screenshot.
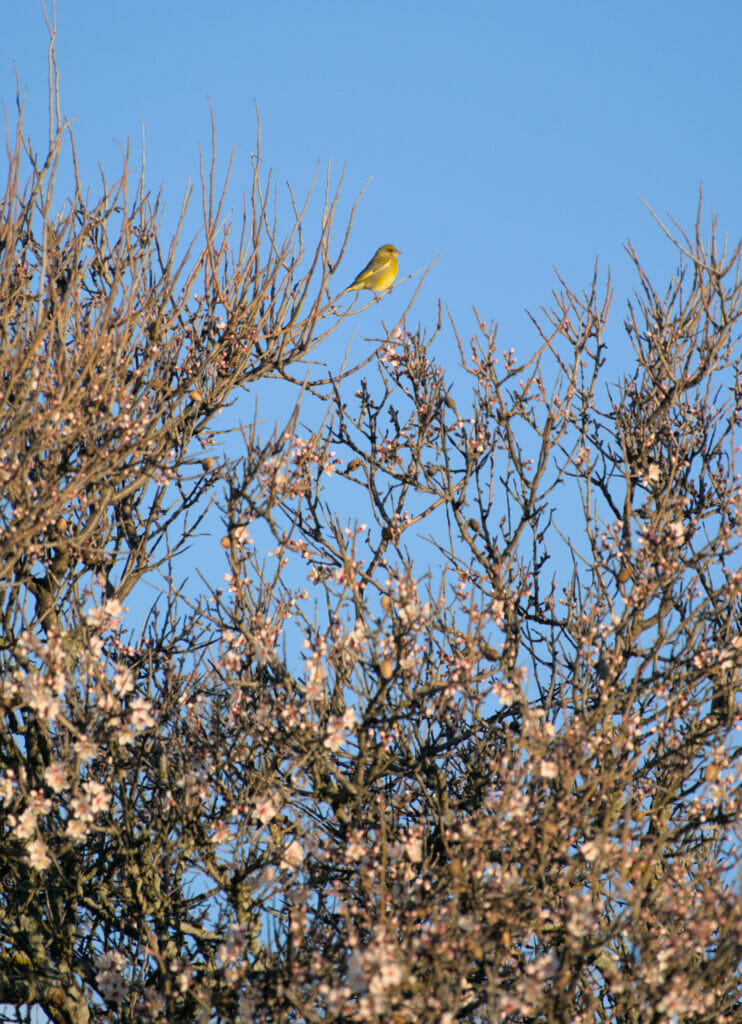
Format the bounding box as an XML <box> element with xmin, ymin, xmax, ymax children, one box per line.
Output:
<box><xmin>5</xmin><ymin>0</ymin><xmax>742</xmax><ymax>362</ymax></box>
<box><xmin>3</xmin><ymin>1</ymin><xmax>742</xmax><ymax>609</ymax></box>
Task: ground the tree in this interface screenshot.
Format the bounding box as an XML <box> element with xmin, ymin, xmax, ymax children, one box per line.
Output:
<box><xmin>1</xmin><ymin>71</ymin><xmax>741</xmax><ymax>1024</ymax></box>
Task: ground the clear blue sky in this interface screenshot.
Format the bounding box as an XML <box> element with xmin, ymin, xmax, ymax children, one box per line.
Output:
<box><xmin>3</xmin><ymin>0</ymin><xmax>742</xmax><ymax>611</ymax></box>
<box><xmin>4</xmin><ymin>0</ymin><xmax>742</xmax><ymax>366</ymax></box>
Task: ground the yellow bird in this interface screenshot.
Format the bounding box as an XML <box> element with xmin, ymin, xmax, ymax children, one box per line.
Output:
<box><xmin>344</xmin><ymin>244</ymin><xmax>400</xmax><ymax>296</ymax></box>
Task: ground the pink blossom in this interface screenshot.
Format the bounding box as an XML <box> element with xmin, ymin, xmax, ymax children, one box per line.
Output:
<box><xmin>129</xmin><ymin>697</ymin><xmax>156</xmax><ymax>731</ymax></box>
<box><xmin>96</xmin><ymin>969</ymin><xmax>128</xmax><ymax>1002</ymax></box>
<box><xmin>21</xmin><ymin>679</ymin><xmax>60</xmax><ymax>721</ymax></box>
<box><xmin>112</xmin><ymin>667</ymin><xmax>134</xmax><ymax>695</ymax></box>
<box><xmin>491</xmin><ymin>681</ymin><xmax>518</xmax><ymax>706</ymax></box>
<box><xmin>86</xmin><ymin>598</ymin><xmax>125</xmax><ymax>629</ymax></box>
<box><xmin>84</xmin><ymin>779</ymin><xmax>112</xmax><ymax>815</ymax></box>
<box><xmin>345</xmin><ymin>833</ymin><xmax>366</xmax><ymax>861</ymax></box>
<box><xmin>281</xmin><ymin>839</ymin><xmax>305</xmax><ymax>870</ymax></box>
<box><xmin>341</xmin><ymin>706</ymin><xmax>358</xmax><ymax>729</ymax></box>
<box><xmin>323</xmin><ymin>719</ymin><xmax>346</xmax><ymax>752</ymax></box>
<box><xmin>211</xmin><ymin>822</ymin><xmax>232</xmax><ymax>844</ymax></box>
<box><xmin>27</xmin><ymin>789</ymin><xmax>52</xmax><ymax>815</ymax></box>
<box><xmin>69</xmin><ymin>797</ymin><xmax>94</xmax><ymax>825</ymax></box>
<box><xmin>667</xmin><ymin>521</ymin><xmax>686</xmax><ymax>546</ymax></box>
<box><xmin>580</xmin><ymin>840</ymin><xmax>600</xmax><ymax>862</ymax></box>
<box><xmin>66</xmin><ymin>817</ymin><xmax>90</xmax><ymax>841</ymax></box>
<box><xmin>26</xmin><ymin>839</ymin><xmax>52</xmax><ymax>870</ymax></box>
<box><xmin>303</xmin><ymin>652</ymin><xmax>327</xmax><ymax>701</ymax></box>
<box><xmin>254</xmin><ymin>795</ymin><xmax>279</xmax><ymax>825</ymax></box>
<box><xmin>0</xmin><ymin>773</ymin><xmax>15</xmax><ymax>804</ymax></box>
<box><xmin>44</xmin><ymin>761</ymin><xmax>70</xmax><ymax>793</ymax></box>
<box><xmin>74</xmin><ymin>736</ymin><xmax>100</xmax><ymax>761</ymax></box>
<box><xmin>11</xmin><ymin>808</ymin><xmax>38</xmax><ymax>840</ymax></box>
<box><xmin>96</xmin><ymin>950</ymin><xmax>127</xmax><ymax>972</ymax></box>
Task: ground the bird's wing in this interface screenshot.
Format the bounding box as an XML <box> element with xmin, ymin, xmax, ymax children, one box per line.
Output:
<box><xmin>351</xmin><ymin>252</ymin><xmax>387</xmax><ymax>285</ymax></box>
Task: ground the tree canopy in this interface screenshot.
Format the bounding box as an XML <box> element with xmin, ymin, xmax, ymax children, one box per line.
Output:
<box><xmin>1</xmin><ymin>81</ymin><xmax>741</xmax><ymax>1024</ymax></box>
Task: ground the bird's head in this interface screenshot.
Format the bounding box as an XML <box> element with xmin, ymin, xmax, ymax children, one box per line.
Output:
<box><xmin>378</xmin><ymin>244</ymin><xmax>400</xmax><ymax>257</ymax></box>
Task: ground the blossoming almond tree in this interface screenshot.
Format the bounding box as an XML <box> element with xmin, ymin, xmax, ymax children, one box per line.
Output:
<box><xmin>1</xmin><ymin>68</ymin><xmax>741</xmax><ymax>1024</ymax></box>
